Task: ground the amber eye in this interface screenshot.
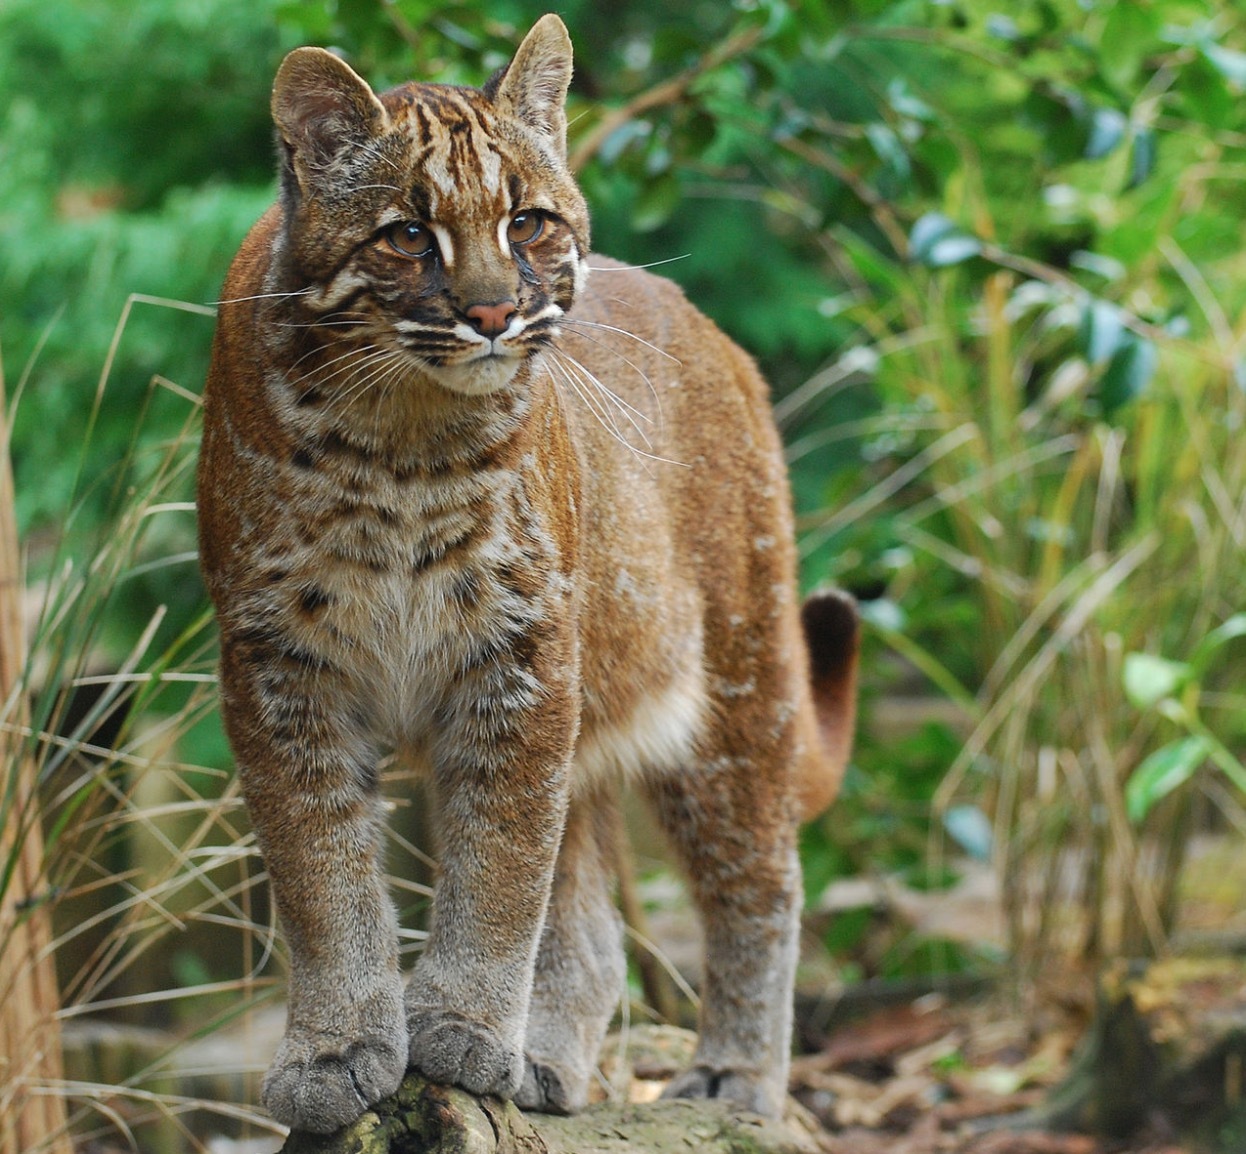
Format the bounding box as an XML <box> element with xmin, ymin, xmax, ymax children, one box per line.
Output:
<box><xmin>507</xmin><ymin>212</ymin><xmax>544</xmax><ymax>246</ymax></box>
<box><xmin>385</xmin><ymin>221</ymin><xmax>436</xmax><ymax>258</ymax></box>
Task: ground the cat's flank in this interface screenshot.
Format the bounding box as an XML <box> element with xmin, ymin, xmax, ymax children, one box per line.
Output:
<box><xmin>198</xmin><ymin>14</ymin><xmax>858</xmax><ymax>1135</ymax></box>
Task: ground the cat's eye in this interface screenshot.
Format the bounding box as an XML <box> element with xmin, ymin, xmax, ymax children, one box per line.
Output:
<box><xmin>508</xmin><ymin>212</ymin><xmax>544</xmax><ymax>246</ymax></box>
<box><xmin>385</xmin><ymin>221</ymin><xmax>436</xmax><ymax>258</ymax></box>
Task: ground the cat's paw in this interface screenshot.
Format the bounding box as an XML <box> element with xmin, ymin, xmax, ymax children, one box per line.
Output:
<box><xmin>262</xmin><ymin>1026</ymin><xmax>407</xmax><ymax>1134</ymax></box>
<box><xmin>661</xmin><ymin>1064</ymin><xmax>783</xmax><ymax>1117</ymax></box>
<box><xmin>406</xmin><ymin>1010</ymin><xmax>524</xmax><ymax>1099</ymax></box>
<box><xmin>514</xmin><ymin>1056</ymin><xmax>582</xmax><ymax>1114</ymax></box>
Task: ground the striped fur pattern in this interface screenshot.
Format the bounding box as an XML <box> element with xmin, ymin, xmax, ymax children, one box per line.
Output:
<box><xmin>197</xmin><ymin>14</ymin><xmax>858</xmax><ymax>1135</ymax></box>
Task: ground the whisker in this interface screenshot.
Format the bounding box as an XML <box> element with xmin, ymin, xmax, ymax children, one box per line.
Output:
<box><xmin>547</xmin><ymin>355</ymin><xmax>631</xmax><ymax>448</ymax></box>
<box><xmin>273</xmin><ymin>319</ymin><xmax>366</xmax><ymax>330</ymax></box>
<box><xmin>554</xmin><ymin>328</ymin><xmax>664</xmax><ymax>425</ymax></box>
<box><xmin>320</xmin><ymin>350</ymin><xmax>403</xmax><ymax>413</ymax></box>
<box><xmin>551</xmin><ymin>348</ymin><xmax>655</xmax><ymax>435</ymax></box>
<box><xmin>546</xmin><ymin>353</ymin><xmax>688</xmax><ymax>468</ymax></box>
<box><xmin>586</xmin><ymin>255</ymin><xmax>691</xmax><ymax>273</ymax></box>
<box><xmin>286</xmin><ymin>342</ymin><xmax>382</xmax><ymax>391</ymax></box>
<box><xmin>369</xmin><ymin>356</ymin><xmax>412</xmax><ymax>444</ymax></box>
<box><xmin>560</xmin><ymin>319</ymin><xmax>682</xmax><ymax>365</ymax></box>
<box><xmin>212</xmin><ymin>288</ymin><xmax>315</xmax><ymax>306</ymax></box>
<box><xmin>312</xmin><ymin>360</ymin><xmax>397</xmax><ymax>424</ymax></box>
<box><xmin>341</xmin><ymin>136</ymin><xmax>405</xmax><ymax>178</ymax></box>
<box><xmin>286</xmin><ymin>346</ymin><xmax>401</xmax><ymax>417</ymax></box>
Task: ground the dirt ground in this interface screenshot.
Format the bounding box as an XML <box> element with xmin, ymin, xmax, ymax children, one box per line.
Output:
<box><xmin>761</xmin><ymin>832</ymin><xmax>1246</xmax><ymax>1154</ymax></box>
<box><xmin>786</xmin><ymin>993</ymin><xmax>1192</xmax><ymax>1154</ymax></box>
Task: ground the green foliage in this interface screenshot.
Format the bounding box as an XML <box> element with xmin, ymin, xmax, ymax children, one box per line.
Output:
<box><xmin>1124</xmin><ymin>616</ymin><xmax>1246</xmax><ymax>822</ymax></box>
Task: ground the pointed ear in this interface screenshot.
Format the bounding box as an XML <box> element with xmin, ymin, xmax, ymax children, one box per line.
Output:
<box><xmin>487</xmin><ymin>14</ymin><xmax>573</xmax><ymax>159</ymax></box>
<box><xmin>272</xmin><ymin>47</ymin><xmax>388</xmax><ymax>175</ymax></box>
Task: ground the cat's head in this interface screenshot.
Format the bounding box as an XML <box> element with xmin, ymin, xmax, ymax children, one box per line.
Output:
<box><xmin>270</xmin><ymin>15</ymin><xmax>590</xmax><ymax>397</ymax></box>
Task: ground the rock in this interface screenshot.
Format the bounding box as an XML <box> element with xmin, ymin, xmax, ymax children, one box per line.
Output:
<box><xmin>279</xmin><ymin>1026</ymin><xmax>824</xmax><ymax>1154</ymax></box>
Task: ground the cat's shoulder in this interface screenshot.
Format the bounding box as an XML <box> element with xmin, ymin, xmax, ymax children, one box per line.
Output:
<box><xmin>573</xmin><ymin>252</ymin><xmax>713</xmax><ymax>335</ymax></box>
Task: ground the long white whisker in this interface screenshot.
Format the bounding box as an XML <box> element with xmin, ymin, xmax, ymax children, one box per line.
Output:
<box><xmin>286</xmin><ymin>346</ymin><xmax>396</xmax><ymax>418</ymax></box>
<box><xmin>547</xmin><ymin>355</ymin><xmax>688</xmax><ymax>468</ymax></box>
<box><xmin>322</xmin><ymin>350</ymin><xmax>404</xmax><ymax>415</ymax></box>
<box><xmin>555</xmin><ymin>328</ymin><xmax>664</xmax><ymax>425</ymax></box>
<box><xmin>286</xmin><ymin>342</ymin><xmax>382</xmax><ymax>392</ymax></box>
<box><xmin>560</xmin><ymin>319</ymin><xmax>682</xmax><ymax>365</ymax></box>
<box><xmin>585</xmin><ymin>255</ymin><xmax>691</xmax><ymax>273</ymax></box>
<box><xmin>212</xmin><ymin>288</ymin><xmax>316</xmax><ymax>306</ymax></box>
<box><xmin>552</xmin><ymin>349</ymin><xmax>654</xmax><ymax>437</ymax></box>
<box><xmin>547</xmin><ymin>355</ymin><xmax>632</xmax><ymax>448</ymax></box>
<box><xmin>351</xmin><ymin>139</ymin><xmax>403</xmax><ymax>176</ymax></box>
<box><xmin>274</xmin><ymin>319</ymin><xmax>365</xmax><ymax>330</ymax></box>
<box><xmin>369</xmin><ymin>356</ymin><xmax>413</xmax><ymax>444</ymax></box>
<box><xmin>316</xmin><ymin>360</ymin><xmax>396</xmax><ymax>424</ymax></box>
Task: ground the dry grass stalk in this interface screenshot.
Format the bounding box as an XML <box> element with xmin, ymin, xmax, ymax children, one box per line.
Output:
<box><xmin>0</xmin><ymin>377</ymin><xmax>73</xmax><ymax>1154</ymax></box>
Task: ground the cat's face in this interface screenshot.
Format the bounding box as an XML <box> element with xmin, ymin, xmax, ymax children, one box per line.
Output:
<box><xmin>270</xmin><ymin>20</ymin><xmax>589</xmax><ymax>398</ymax></box>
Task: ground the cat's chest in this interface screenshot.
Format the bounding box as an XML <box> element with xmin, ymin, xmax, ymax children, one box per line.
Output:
<box><xmin>261</xmin><ymin>457</ymin><xmax>560</xmax><ymax>701</ymax></box>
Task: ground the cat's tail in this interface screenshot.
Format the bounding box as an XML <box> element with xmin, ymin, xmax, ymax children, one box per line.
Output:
<box><xmin>796</xmin><ymin>589</ymin><xmax>861</xmax><ymax>819</ymax></box>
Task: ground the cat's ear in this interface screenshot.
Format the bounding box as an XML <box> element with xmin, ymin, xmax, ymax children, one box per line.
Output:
<box><xmin>488</xmin><ymin>14</ymin><xmax>574</xmax><ymax>159</ymax></box>
<box><xmin>272</xmin><ymin>47</ymin><xmax>389</xmax><ymax>177</ymax></box>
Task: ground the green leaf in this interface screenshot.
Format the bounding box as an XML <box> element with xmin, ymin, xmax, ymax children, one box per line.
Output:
<box><xmin>631</xmin><ymin>171</ymin><xmax>682</xmax><ymax>232</ymax></box>
<box><xmin>1191</xmin><ymin>613</ymin><xmax>1246</xmax><ymax>674</ymax></box>
<box><xmin>1202</xmin><ymin>42</ymin><xmax>1246</xmax><ymax>89</ymax></box>
<box><xmin>1128</xmin><ymin>127</ymin><xmax>1157</xmax><ymax>188</ymax></box>
<box><xmin>1085</xmin><ymin>107</ymin><xmax>1126</xmax><ymax>160</ymax></box>
<box><xmin>597</xmin><ymin>119</ymin><xmax>649</xmax><ymax>166</ymax></box>
<box><xmin>1099</xmin><ymin>332</ymin><xmax>1156</xmax><ymax>415</ymax></box>
<box><xmin>1080</xmin><ymin>298</ymin><xmax>1125</xmax><ymax>364</ymax></box>
<box><xmin>943</xmin><ymin>805</ymin><xmax>993</xmax><ymax>862</ymax></box>
<box><xmin>1126</xmin><ymin>737</ymin><xmax>1211</xmax><ymax>823</ymax></box>
<box><xmin>866</xmin><ymin>122</ymin><xmax>910</xmax><ymax>181</ymax></box>
<box><xmin>1098</xmin><ymin>3</ymin><xmax>1161</xmax><ymax>91</ymax></box>
<box><xmin>908</xmin><ymin>213</ymin><xmax>980</xmax><ymax>268</ymax></box>
<box><xmin>833</xmin><ymin>227</ymin><xmax>906</xmax><ymax>294</ymax></box>
<box><xmin>1021</xmin><ymin>87</ymin><xmax>1087</xmax><ymax>166</ymax></box>
<box><xmin>1123</xmin><ymin>652</ymin><xmax>1190</xmax><ymax>709</ymax></box>
<box><xmin>1180</xmin><ymin>55</ymin><xmax>1234</xmax><ymax>131</ymax></box>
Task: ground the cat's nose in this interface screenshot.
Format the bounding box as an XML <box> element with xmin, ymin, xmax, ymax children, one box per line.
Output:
<box><xmin>465</xmin><ymin>301</ymin><xmax>518</xmax><ymax>338</ymax></box>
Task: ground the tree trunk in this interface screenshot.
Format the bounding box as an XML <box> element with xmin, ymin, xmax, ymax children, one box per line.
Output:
<box><xmin>0</xmin><ymin>384</ymin><xmax>73</xmax><ymax>1154</ymax></box>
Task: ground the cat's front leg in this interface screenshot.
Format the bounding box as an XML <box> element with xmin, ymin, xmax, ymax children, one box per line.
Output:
<box><xmin>405</xmin><ymin>627</ymin><xmax>577</xmax><ymax>1099</ymax></box>
<box><xmin>220</xmin><ymin>644</ymin><xmax>407</xmax><ymax>1134</ymax></box>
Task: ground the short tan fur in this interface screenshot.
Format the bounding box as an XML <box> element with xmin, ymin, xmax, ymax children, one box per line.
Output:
<box><xmin>198</xmin><ymin>14</ymin><xmax>858</xmax><ymax>1134</ymax></box>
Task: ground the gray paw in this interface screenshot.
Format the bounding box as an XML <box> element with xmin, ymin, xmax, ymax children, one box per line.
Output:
<box><xmin>661</xmin><ymin>1064</ymin><xmax>782</xmax><ymax>1117</ymax></box>
<box><xmin>515</xmin><ymin>1057</ymin><xmax>580</xmax><ymax>1114</ymax></box>
<box><xmin>407</xmin><ymin>1010</ymin><xmax>523</xmax><ymax>1098</ymax></box>
<box><xmin>262</xmin><ymin>1027</ymin><xmax>407</xmax><ymax>1134</ymax></box>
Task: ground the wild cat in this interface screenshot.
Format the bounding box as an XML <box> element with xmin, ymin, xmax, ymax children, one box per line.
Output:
<box><xmin>197</xmin><ymin>13</ymin><xmax>858</xmax><ymax>1134</ymax></box>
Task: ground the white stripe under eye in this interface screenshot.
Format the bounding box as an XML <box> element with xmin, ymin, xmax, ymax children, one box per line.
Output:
<box><xmin>428</xmin><ymin>223</ymin><xmax>455</xmax><ymax>267</ymax></box>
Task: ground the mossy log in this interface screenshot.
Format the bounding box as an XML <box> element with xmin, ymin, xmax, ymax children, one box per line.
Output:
<box><xmin>280</xmin><ymin>1027</ymin><xmax>823</xmax><ymax>1154</ymax></box>
<box><xmin>1014</xmin><ymin>956</ymin><xmax>1246</xmax><ymax>1144</ymax></box>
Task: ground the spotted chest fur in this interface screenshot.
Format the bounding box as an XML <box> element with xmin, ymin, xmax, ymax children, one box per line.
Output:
<box><xmin>198</xmin><ymin>14</ymin><xmax>858</xmax><ymax>1138</ymax></box>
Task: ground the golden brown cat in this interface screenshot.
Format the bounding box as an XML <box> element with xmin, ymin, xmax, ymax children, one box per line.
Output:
<box><xmin>197</xmin><ymin>14</ymin><xmax>858</xmax><ymax>1135</ymax></box>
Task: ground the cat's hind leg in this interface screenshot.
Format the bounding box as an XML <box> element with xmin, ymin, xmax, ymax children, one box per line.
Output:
<box><xmin>516</xmin><ymin>791</ymin><xmax>626</xmax><ymax>1113</ymax></box>
<box><xmin>641</xmin><ymin>728</ymin><xmax>803</xmax><ymax>1118</ymax></box>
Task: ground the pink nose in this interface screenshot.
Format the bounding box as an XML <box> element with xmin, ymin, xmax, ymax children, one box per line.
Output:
<box><xmin>466</xmin><ymin>301</ymin><xmax>517</xmax><ymax>338</ymax></box>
